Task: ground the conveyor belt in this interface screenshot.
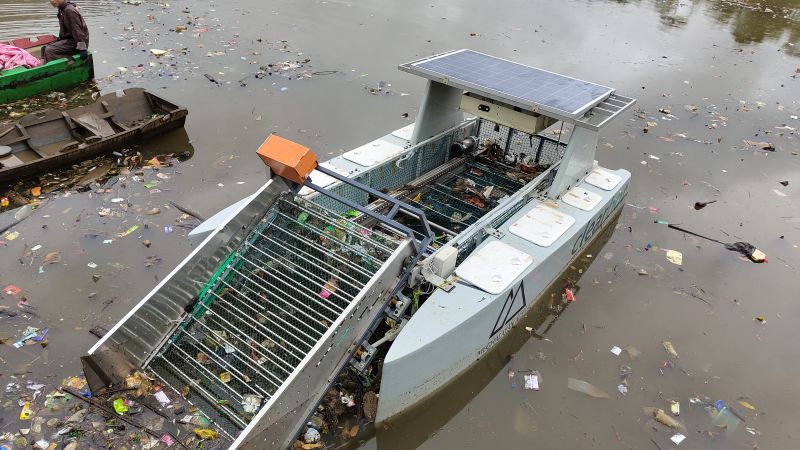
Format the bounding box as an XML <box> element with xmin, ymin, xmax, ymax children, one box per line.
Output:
<box><xmin>147</xmin><ymin>195</ymin><xmax>405</xmax><ymax>436</ymax></box>
<box><xmin>403</xmin><ymin>158</ymin><xmax>536</xmax><ymax>235</ymax></box>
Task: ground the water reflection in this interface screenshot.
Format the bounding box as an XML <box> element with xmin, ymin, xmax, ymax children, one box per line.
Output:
<box><xmin>0</xmin><ymin>0</ymin><xmax>116</xmax><ymax>41</ymax></box>
<box><xmin>605</xmin><ymin>0</ymin><xmax>799</xmax><ymax>54</ymax></box>
<box><xmin>655</xmin><ymin>0</ymin><xmax>695</xmax><ymax>28</ymax></box>
<box><xmin>710</xmin><ymin>1</ymin><xmax>800</xmax><ymax>59</ymax></box>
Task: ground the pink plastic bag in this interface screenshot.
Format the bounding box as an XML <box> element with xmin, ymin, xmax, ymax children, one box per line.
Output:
<box><xmin>0</xmin><ymin>44</ymin><xmax>42</xmax><ymax>70</ymax></box>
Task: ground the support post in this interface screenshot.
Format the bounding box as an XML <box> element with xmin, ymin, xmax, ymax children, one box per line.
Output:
<box><xmin>410</xmin><ymin>80</ymin><xmax>464</xmax><ymax>145</ymax></box>
<box><xmin>547</xmin><ymin>125</ymin><xmax>598</xmax><ymax>198</ymax></box>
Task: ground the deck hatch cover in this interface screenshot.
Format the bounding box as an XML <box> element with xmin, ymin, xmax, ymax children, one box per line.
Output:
<box><xmin>391</xmin><ymin>124</ymin><xmax>415</xmax><ymax>141</ymax></box>
<box><xmin>401</xmin><ymin>49</ymin><xmax>614</xmax><ymax>119</ymax></box>
<box><xmin>509</xmin><ymin>203</ymin><xmax>575</xmax><ymax>247</ymax></box>
<box><xmin>342</xmin><ymin>140</ymin><xmax>405</xmax><ymax>167</ymax></box>
<box><xmin>562</xmin><ymin>187</ymin><xmax>602</xmax><ymax>211</ymax></box>
<box><xmin>584</xmin><ymin>166</ymin><xmax>622</xmax><ymax>191</ymax></box>
<box><xmin>455</xmin><ymin>240</ymin><xmax>533</xmax><ymax>295</ymax></box>
<box><xmin>298</xmin><ymin>163</ymin><xmax>351</xmax><ymax>196</ymax></box>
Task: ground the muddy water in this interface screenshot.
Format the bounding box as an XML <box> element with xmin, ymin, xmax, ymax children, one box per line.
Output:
<box><xmin>1</xmin><ymin>0</ymin><xmax>798</xmax><ymax>449</ymax></box>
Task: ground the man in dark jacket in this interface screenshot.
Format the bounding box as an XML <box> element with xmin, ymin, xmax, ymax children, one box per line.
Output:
<box><xmin>41</xmin><ymin>0</ymin><xmax>90</xmax><ymax>63</ymax></box>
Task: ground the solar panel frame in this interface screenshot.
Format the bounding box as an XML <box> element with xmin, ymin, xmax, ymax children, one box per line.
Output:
<box><xmin>400</xmin><ymin>49</ymin><xmax>615</xmax><ymax>121</ymax></box>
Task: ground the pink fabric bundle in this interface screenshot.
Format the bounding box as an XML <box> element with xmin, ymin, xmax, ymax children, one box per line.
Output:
<box><xmin>0</xmin><ymin>43</ymin><xmax>42</xmax><ymax>70</ymax></box>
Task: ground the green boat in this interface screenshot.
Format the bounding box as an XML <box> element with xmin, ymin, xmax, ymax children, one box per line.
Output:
<box><xmin>0</xmin><ymin>34</ymin><xmax>94</xmax><ymax>105</ymax></box>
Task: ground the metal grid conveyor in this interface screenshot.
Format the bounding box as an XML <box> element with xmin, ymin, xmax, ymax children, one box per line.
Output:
<box><xmin>404</xmin><ymin>158</ymin><xmax>531</xmax><ymax>235</ymax></box>
<box><xmin>146</xmin><ymin>194</ymin><xmax>403</xmax><ymax>437</ymax></box>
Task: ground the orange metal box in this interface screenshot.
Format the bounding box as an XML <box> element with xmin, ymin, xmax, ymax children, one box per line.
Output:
<box><xmin>256</xmin><ymin>134</ymin><xmax>318</xmax><ymax>185</ymax></box>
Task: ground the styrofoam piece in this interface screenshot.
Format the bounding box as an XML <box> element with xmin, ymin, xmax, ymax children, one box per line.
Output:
<box><xmin>562</xmin><ymin>186</ymin><xmax>602</xmax><ymax>211</ymax></box>
<box><xmin>509</xmin><ymin>203</ymin><xmax>575</xmax><ymax>247</ymax></box>
<box><xmin>585</xmin><ymin>166</ymin><xmax>621</xmax><ymax>191</ymax></box>
<box><xmin>299</xmin><ymin>163</ymin><xmax>351</xmax><ymax>196</ymax></box>
<box><xmin>392</xmin><ymin>124</ymin><xmax>415</xmax><ymax>141</ymax></box>
<box><xmin>455</xmin><ymin>241</ymin><xmax>533</xmax><ymax>294</ymax></box>
<box><xmin>342</xmin><ymin>140</ymin><xmax>405</xmax><ymax>167</ymax></box>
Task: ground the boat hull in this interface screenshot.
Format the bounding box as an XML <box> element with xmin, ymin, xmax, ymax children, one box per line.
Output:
<box><xmin>377</xmin><ymin>171</ymin><xmax>630</xmax><ymax>423</ymax></box>
<box><xmin>0</xmin><ymin>53</ymin><xmax>94</xmax><ymax>105</ymax></box>
<box><xmin>0</xmin><ymin>88</ymin><xmax>187</xmax><ymax>183</ymax></box>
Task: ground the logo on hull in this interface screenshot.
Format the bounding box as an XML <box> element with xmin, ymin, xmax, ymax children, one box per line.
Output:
<box><xmin>489</xmin><ymin>282</ymin><xmax>527</xmax><ymax>338</ymax></box>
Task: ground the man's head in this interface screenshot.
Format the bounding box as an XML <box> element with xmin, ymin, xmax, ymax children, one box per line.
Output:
<box><xmin>49</xmin><ymin>0</ymin><xmax>65</xmax><ymax>7</ymax></box>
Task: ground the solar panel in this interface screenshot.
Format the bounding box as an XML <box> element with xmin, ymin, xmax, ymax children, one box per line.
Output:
<box><xmin>403</xmin><ymin>50</ymin><xmax>614</xmax><ymax>119</ymax></box>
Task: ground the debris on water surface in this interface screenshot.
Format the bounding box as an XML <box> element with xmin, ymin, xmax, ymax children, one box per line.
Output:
<box><xmin>644</xmin><ymin>407</ymin><xmax>685</xmax><ymax>430</ymax></box>
<box><xmin>710</xmin><ymin>405</ymin><xmax>742</xmax><ymax>433</ymax></box>
<box><xmin>665</xmin><ymin>249</ymin><xmax>683</xmax><ymax>265</ymax></box>
<box><xmin>567</xmin><ymin>378</ymin><xmax>609</xmax><ymax>398</ymax></box>
<box><xmin>670</xmin><ymin>433</ymin><xmax>686</xmax><ymax>445</ymax></box>
<box><xmin>42</xmin><ymin>251</ymin><xmax>61</xmax><ymax>264</ymax></box>
<box><xmin>662</xmin><ymin>341</ymin><xmax>679</xmax><ymax>358</ymax></box>
<box><xmin>742</xmin><ymin>140</ymin><xmax>775</xmax><ymax>151</ymax></box>
<box><xmin>666</xmin><ymin>224</ymin><xmax>767</xmax><ymax>263</ymax></box>
<box><xmin>693</xmin><ymin>200</ymin><xmax>717</xmax><ymax>210</ymax></box>
<box><xmin>4</xmin><ymin>284</ymin><xmax>22</xmax><ymax>295</ymax></box>
<box><xmin>524</xmin><ymin>371</ymin><xmax>541</xmax><ymax>390</ymax></box>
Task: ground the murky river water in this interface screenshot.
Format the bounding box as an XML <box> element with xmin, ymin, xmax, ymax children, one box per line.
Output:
<box><xmin>1</xmin><ymin>0</ymin><xmax>798</xmax><ymax>449</ymax></box>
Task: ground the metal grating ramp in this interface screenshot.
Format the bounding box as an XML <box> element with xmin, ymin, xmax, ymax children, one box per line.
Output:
<box><xmin>147</xmin><ymin>194</ymin><xmax>404</xmax><ymax>437</ymax></box>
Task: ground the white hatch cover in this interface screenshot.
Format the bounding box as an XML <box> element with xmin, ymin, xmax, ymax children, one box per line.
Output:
<box><xmin>562</xmin><ymin>187</ymin><xmax>602</xmax><ymax>211</ymax></box>
<box><xmin>584</xmin><ymin>166</ymin><xmax>621</xmax><ymax>191</ymax></box>
<box><xmin>391</xmin><ymin>124</ymin><xmax>415</xmax><ymax>141</ymax></box>
<box><xmin>299</xmin><ymin>163</ymin><xmax>351</xmax><ymax>196</ymax></box>
<box><xmin>455</xmin><ymin>240</ymin><xmax>534</xmax><ymax>294</ymax></box>
<box><xmin>342</xmin><ymin>140</ymin><xmax>406</xmax><ymax>167</ymax></box>
<box><xmin>509</xmin><ymin>203</ymin><xmax>576</xmax><ymax>247</ymax></box>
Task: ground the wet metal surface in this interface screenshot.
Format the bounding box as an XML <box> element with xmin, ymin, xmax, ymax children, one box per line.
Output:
<box><xmin>0</xmin><ymin>0</ymin><xmax>798</xmax><ymax>449</ymax></box>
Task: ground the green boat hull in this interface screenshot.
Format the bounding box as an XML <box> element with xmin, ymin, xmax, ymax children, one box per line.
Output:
<box><xmin>0</xmin><ymin>54</ymin><xmax>94</xmax><ymax>104</ymax></box>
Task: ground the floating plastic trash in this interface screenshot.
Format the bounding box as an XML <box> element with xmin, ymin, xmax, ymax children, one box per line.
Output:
<box><xmin>567</xmin><ymin>378</ymin><xmax>609</xmax><ymax>398</ymax></box>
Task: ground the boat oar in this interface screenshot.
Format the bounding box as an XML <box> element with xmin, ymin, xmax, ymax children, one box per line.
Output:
<box><xmin>665</xmin><ymin>223</ymin><xmax>767</xmax><ymax>263</ymax></box>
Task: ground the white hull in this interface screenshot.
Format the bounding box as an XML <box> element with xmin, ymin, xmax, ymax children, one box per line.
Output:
<box><xmin>377</xmin><ymin>172</ymin><xmax>629</xmax><ymax>422</ymax></box>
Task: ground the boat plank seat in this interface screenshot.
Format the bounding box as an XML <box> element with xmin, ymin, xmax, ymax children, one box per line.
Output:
<box><xmin>23</xmin><ymin>117</ymin><xmax>80</xmax><ymax>157</ymax></box>
<box><xmin>1</xmin><ymin>135</ymin><xmax>31</xmax><ymax>147</ymax></box>
<box><xmin>71</xmin><ymin>111</ymin><xmax>115</xmax><ymax>138</ymax></box>
<box><xmin>0</xmin><ymin>154</ymin><xmax>26</xmax><ymax>168</ymax></box>
<box><xmin>103</xmin><ymin>90</ymin><xmax>156</xmax><ymax>129</ymax></box>
<box><xmin>96</xmin><ymin>101</ymin><xmax>131</xmax><ymax>132</ymax></box>
<box><xmin>0</xmin><ymin>125</ymin><xmax>31</xmax><ymax>148</ymax></box>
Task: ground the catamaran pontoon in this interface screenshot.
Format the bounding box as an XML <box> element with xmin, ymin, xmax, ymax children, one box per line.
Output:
<box><xmin>83</xmin><ymin>49</ymin><xmax>635</xmax><ymax>449</ymax></box>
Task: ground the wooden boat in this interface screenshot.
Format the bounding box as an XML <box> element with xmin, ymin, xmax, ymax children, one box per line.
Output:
<box><xmin>0</xmin><ymin>34</ymin><xmax>94</xmax><ymax>104</ymax></box>
<box><xmin>0</xmin><ymin>88</ymin><xmax>188</xmax><ymax>183</ymax></box>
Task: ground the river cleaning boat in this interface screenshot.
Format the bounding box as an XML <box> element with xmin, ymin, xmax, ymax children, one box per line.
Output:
<box><xmin>0</xmin><ymin>87</ymin><xmax>187</xmax><ymax>183</ymax></box>
<box><xmin>83</xmin><ymin>49</ymin><xmax>635</xmax><ymax>449</ymax></box>
<box><xmin>0</xmin><ymin>34</ymin><xmax>94</xmax><ymax>104</ymax></box>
